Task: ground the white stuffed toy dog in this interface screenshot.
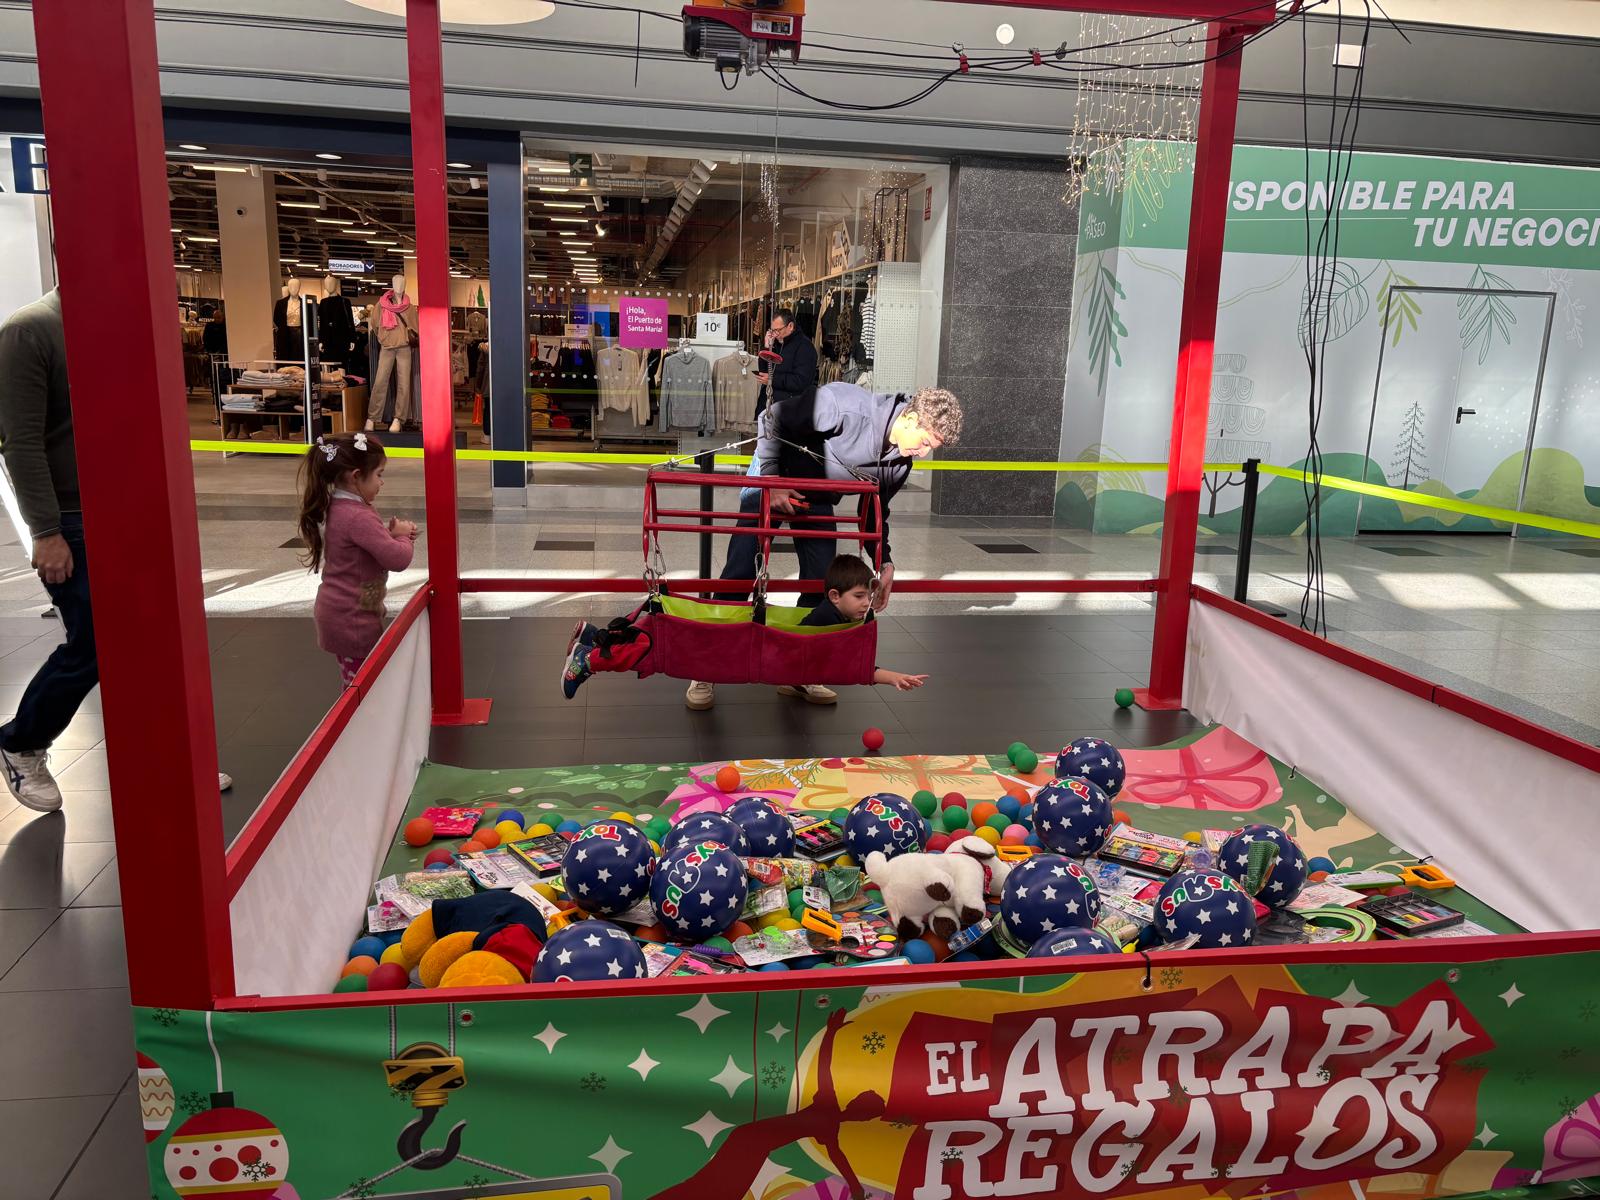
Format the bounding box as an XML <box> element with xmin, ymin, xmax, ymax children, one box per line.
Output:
<box><xmin>943</xmin><ymin>835</ymin><xmax>1013</xmax><ymax>901</ymax></box>
<box><xmin>865</xmin><ymin>849</ymin><xmax>988</xmax><ymax>941</ymax></box>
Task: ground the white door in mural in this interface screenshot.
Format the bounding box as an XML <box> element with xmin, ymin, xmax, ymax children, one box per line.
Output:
<box><xmin>1360</xmin><ymin>286</ymin><xmax>1554</xmax><ymax>533</ymax></box>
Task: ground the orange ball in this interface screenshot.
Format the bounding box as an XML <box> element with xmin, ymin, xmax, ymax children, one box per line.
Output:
<box><xmin>341</xmin><ymin>955</ymin><xmax>378</xmax><ymax>978</ymax></box>
<box><xmin>459</xmin><ymin>840</ymin><xmax>486</xmax><ymax>855</ymax></box>
<box><xmin>920</xmin><ymin>933</ymin><xmax>949</xmax><ymax>961</ymax></box>
<box><xmin>473</xmin><ymin>826</ymin><xmax>502</xmax><ymax>850</ymax></box>
<box><xmin>1308</xmin><ymin>870</ymin><xmax>1329</xmax><ymax>883</ymax></box>
<box><xmin>634</xmin><ymin>923</ymin><xmax>670</xmax><ymax>942</ymax></box>
<box><xmin>403</xmin><ymin>817</ymin><xmax>435</xmax><ymax>847</ymax></box>
<box><xmin>1112</xmin><ymin>809</ymin><xmax>1131</xmax><ymax>826</ymax></box>
<box><xmin>724</xmin><ymin>920</ymin><xmax>754</xmax><ymax>940</ymax></box>
<box><xmin>715</xmin><ymin>764</ymin><xmax>742</xmax><ymax>793</ymax></box>
<box><xmin>971</xmin><ymin>801</ymin><xmax>999</xmax><ymax>826</ymax></box>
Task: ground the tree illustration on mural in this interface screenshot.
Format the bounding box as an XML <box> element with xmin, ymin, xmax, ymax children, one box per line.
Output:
<box><xmin>1297</xmin><ymin>261</ymin><xmax>1371</xmax><ymax>347</ymax></box>
<box><xmin>1203</xmin><ymin>354</ymin><xmax>1270</xmax><ymax>515</ymax></box>
<box><xmin>1086</xmin><ymin>262</ymin><xmax>1129</xmax><ymax>393</ymax></box>
<box><xmin>1376</xmin><ymin>265</ymin><xmax>1422</xmax><ymax>347</ymax></box>
<box><xmin>1390</xmin><ymin>400</ymin><xmax>1429</xmax><ymax>489</ymax></box>
<box><xmin>1458</xmin><ymin>265</ymin><xmax>1518</xmax><ymax>364</ymax></box>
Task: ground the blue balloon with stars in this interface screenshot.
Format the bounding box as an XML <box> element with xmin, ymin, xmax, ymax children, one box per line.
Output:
<box><xmin>532</xmin><ymin>920</ymin><xmax>646</xmax><ymax>983</ymax></box>
<box><xmin>650</xmin><ymin>839</ymin><xmax>749</xmax><ymax>939</ymax></box>
<box><xmin>843</xmin><ymin>793</ymin><xmax>926</xmax><ymax>862</ymax></box>
<box><xmin>1031</xmin><ymin>777</ymin><xmax>1113</xmax><ymax>856</ymax></box>
<box><xmin>726</xmin><ymin>796</ymin><xmax>795</xmax><ymax>857</ymax></box>
<box><xmin>1054</xmin><ymin>736</ymin><xmax>1127</xmax><ymax>798</ymax></box>
<box><xmin>1000</xmin><ymin>854</ymin><xmax>1102</xmax><ymax>947</ymax></box>
<box><xmin>1219</xmin><ymin>823</ymin><xmax>1307</xmax><ymax>907</ymax></box>
<box><xmin>661</xmin><ymin>810</ymin><xmax>748</xmax><ymax>858</ymax></box>
<box><xmin>561</xmin><ymin>820</ymin><xmax>657</xmax><ymax>917</ymax></box>
<box><xmin>1027</xmin><ymin>927</ymin><xmax>1123</xmax><ymax>959</ymax></box>
<box><xmin>1155</xmin><ymin>869</ymin><xmax>1257</xmax><ymax>948</ymax></box>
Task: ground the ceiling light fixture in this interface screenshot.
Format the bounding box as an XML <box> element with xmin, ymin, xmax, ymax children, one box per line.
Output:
<box><xmin>541</xmin><ymin>201</ymin><xmax>585</xmax><ymax>209</ymax></box>
<box><xmin>188</xmin><ymin>235</ymin><xmax>220</xmax><ymax>243</ymax></box>
<box><xmin>535</xmin><ymin>166</ymin><xmax>567</xmax><ymax>175</ymax></box>
<box><xmin>193</xmin><ymin>164</ymin><xmax>247</xmax><ymax>173</ymax></box>
<box><xmin>448</xmin><ymin>161</ymin><xmax>472</xmax><ymax>169</ymax></box>
<box><xmin>550</xmin><ymin>217</ymin><xmax>589</xmax><ymax>224</ymax></box>
<box><xmin>343</xmin><ymin>0</ymin><xmax>553</xmax><ymax>22</ymax></box>
<box><xmin>316</xmin><ymin>153</ymin><xmax>343</xmax><ymax>161</ymax></box>
<box><xmin>178</xmin><ymin>143</ymin><xmax>207</xmax><ymax>151</ymax></box>
<box><xmin>537</xmin><ymin>186</ymin><xmax>569</xmax><ymax>194</ymax></box>
<box><xmin>314</xmin><ymin>218</ymin><xmax>348</xmax><ymax>225</ymax></box>
<box><xmin>278</xmin><ymin>201</ymin><xmax>321</xmax><ymax>209</ymax></box>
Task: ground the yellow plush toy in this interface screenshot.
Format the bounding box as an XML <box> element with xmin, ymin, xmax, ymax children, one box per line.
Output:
<box><xmin>439</xmin><ymin>950</ymin><xmax>523</xmax><ymax>988</ymax></box>
<box><xmin>399</xmin><ymin>909</ymin><xmax>437</xmax><ymax>969</ymax></box>
<box><xmin>418</xmin><ymin>930</ymin><xmax>477</xmax><ymax>988</ymax></box>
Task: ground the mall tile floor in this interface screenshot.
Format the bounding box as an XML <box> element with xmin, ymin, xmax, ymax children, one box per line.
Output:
<box><xmin>3</xmin><ymin>488</ymin><xmax>1600</xmax><ymax>1192</ymax></box>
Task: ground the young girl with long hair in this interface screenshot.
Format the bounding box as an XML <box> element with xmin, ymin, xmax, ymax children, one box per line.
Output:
<box><xmin>298</xmin><ymin>432</ymin><xmax>418</xmax><ymax>684</ymax></box>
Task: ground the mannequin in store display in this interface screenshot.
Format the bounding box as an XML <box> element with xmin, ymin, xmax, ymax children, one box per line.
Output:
<box><xmin>273</xmin><ymin>278</ymin><xmax>309</xmax><ymax>363</ymax></box>
<box><xmin>367</xmin><ymin>273</ymin><xmax>417</xmax><ymax>433</ymax></box>
<box><xmin>318</xmin><ymin>275</ymin><xmax>357</xmax><ymax>377</ymax></box>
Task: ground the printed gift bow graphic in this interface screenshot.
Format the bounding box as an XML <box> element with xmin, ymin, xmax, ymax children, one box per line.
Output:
<box><xmin>1545</xmin><ymin>1092</ymin><xmax>1600</xmax><ymax>1181</ymax></box>
<box><xmin>1117</xmin><ymin>727</ymin><xmax>1283</xmax><ymax>811</ymax></box>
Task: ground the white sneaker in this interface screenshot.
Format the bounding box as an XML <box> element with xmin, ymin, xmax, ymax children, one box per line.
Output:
<box><xmin>364</xmin><ymin>419</ymin><xmax>375</xmax><ymax>431</ymax></box>
<box><xmin>778</xmin><ymin>684</ymin><xmax>838</xmax><ymax>705</ymax></box>
<box><xmin>685</xmin><ymin>680</ymin><xmax>715</xmax><ymax>710</ymax></box>
<box><xmin>0</xmin><ymin>747</ymin><xmax>63</xmax><ymax>812</ymax></box>
<box><xmin>219</xmin><ymin>772</ymin><xmax>233</xmax><ymax>792</ymax></box>
<box><xmin>389</xmin><ymin>418</ymin><xmax>402</xmax><ymax>433</ymax></box>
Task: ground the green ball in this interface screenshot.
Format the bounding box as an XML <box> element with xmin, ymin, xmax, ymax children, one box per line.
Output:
<box><xmin>1115</xmin><ymin>687</ymin><xmax>1136</xmax><ymax>709</ymax></box>
<box><xmin>647</xmin><ymin>817</ymin><xmax>672</xmax><ymax>841</ymax></box>
<box><xmin>787</xmin><ymin>887</ymin><xmax>806</xmax><ymax>912</ymax></box>
<box><xmin>942</xmin><ymin>806</ymin><xmax>971</xmax><ymax>832</ymax></box>
<box><xmin>1013</xmin><ymin>748</ymin><xmax>1039</xmax><ymax>774</ymax></box>
<box><xmin>985</xmin><ymin>813</ymin><xmax>1011</xmax><ymax>832</ymax></box>
<box><xmin>702</xmin><ymin>936</ymin><xmax>733</xmax><ymax>952</ymax></box>
<box><xmin>829</xmin><ymin>807</ymin><xmax>851</xmax><ymax>827</ymax></box>
<box><xmin>912</xmin><ymin>790</ymin><xmax>938</xmax><ymax>818</ymax></box>
<box><xmin>1006</xmin><ymin>741</ymin><xmax>1026</xmax><ymax>758</ymax></box>
<box><xmin>333</xmin><ymin>974</ymin><xmax>368</xmax><ymax>993</ymax></box>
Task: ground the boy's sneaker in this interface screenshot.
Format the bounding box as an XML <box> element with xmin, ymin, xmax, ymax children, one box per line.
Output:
<box><xmin>685</xmin><ymin>680</ymin><xmax>715</xmax><ymax>710</ymax></box>
<box><xmin>1</xmin><ymin>746</ymin><xmax>63</xmax><ymax>812</ymax></box>
<box><xmin>778</xmin><ymin>684</ymin><xmax>838</xmax><ymax>706</ymax></box>
<box><xmin>562</xmin><ymin>641</ymin><xmax>595</xmax><ymax>700</ymax></box>
<box><xmin>566</xmin><ymin>620</ymin><xmax>599</xmax><ymax>660</ymax></box>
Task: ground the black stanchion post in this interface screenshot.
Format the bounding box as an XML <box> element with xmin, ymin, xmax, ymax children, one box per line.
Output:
<box><xmin>1234</xmin><ymin>458</ymin><xmax>1260</xmax><ymax>604</ymax></box>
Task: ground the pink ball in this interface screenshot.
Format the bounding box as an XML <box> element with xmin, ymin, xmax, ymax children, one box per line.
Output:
<box><xmin>1002</xmin><ymin>823</ymin><xmax>1029</xmax><ymax>844</ymax></box>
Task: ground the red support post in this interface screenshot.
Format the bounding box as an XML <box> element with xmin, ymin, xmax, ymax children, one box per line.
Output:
<box><xmin>31</xmin><ymin>0</ymin><xmax>234</xmax><ymax>1007</ymax></box>
<box><xmin>1139</xmin><ymin>22</ymin><xmax>1247</xmax><ymax>712</ymax></box>
<box><xmin>405</xmin><ymin>0</ymin><xmax>490</xmax><ymax>725</ymax></box>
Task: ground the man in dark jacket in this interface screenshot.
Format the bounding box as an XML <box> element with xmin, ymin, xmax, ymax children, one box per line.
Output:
<box><xmin>687</xmin><ymin>382</ymin><xmax>964</xmax><ymax>711</ymax></box>
<box><xmin>755</xmin><ymin>306</ymin><xmax>816</xmax><ymax>419</ymax></box>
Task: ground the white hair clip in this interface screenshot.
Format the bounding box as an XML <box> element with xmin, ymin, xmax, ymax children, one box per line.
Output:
<box><xmin>353</xmin><ymin>431</ymin><xmax>368</xmax><ymax>452</ymax></box>
<box><xmin>316</xmin><ymin>436</ymin><xmax>337</xmax><ymax>462</ymax></box>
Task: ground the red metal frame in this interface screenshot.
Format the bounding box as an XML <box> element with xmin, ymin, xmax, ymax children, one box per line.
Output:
<box><xmin>460</xmin><ymin>578</ymin><xmax>1159</xmax><ymax>594</ymax></box>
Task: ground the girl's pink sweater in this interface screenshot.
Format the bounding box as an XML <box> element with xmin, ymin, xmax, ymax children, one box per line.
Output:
<box><xmin>313</xmin><ymin>496</ymin><xmax>415</xmax><ymax>659</ymax></box>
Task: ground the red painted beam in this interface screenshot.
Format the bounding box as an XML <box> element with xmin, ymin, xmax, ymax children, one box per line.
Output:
<box><xmin>459</xmin><ymin>577</ymin><xmax>1158</xmax><ymax>594</ymax></box>
<box><xmin>930</xmin><ymin>0</ymin><xmax>1278</xmax><ymax>26</ymax></box>
<box><xmin>1145</xmin><ymin>23</ymin><xmax>1247</xmax><ymax>709</ymax></box>
<box><xmin>31</xmin><ymin>0</ymin><xmax>234</xmax><ymax>1008</ymax></box>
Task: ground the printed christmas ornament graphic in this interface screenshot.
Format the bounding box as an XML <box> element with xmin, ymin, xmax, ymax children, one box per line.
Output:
<box><xmin>163</xmin><ymin>1095</ymin><xmax>290</xmax><ymax>1198</ymax></box>
<box><xmin>137</xmin><ymin>1050</ymin><xmax>174</xmax><ymax>1143</ymax></box>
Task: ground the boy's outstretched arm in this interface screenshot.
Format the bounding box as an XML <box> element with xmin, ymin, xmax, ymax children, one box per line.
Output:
<box><xmin>874</xmin><ymin>667</ymin><xmax>927</xmax><ymax>691</ymax></box>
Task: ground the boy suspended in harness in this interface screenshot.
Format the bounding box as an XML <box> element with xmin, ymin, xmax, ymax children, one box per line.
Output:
<box><xmin>560</xmin><ymin>554</ymin><xmax>928</xmax><ymax>700</ymax></box>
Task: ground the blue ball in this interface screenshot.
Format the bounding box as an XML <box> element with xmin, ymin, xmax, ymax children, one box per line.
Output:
<box><xmin>556</xmin><ymin>819</ymin><xmax>583</xmax><ymax>835</ymax></box>
<box><xmin>1018</xmin><ymin>804</ymin><xmax>1033</xmax><ymax>827</ymax></box>
<box><xmin>1031</xmin><ymin>777</ymin><xmax>1113</xmax><ymax>857</ymax></box>
<box><xmin>1025</xmin><ymin>833</ymin><xmax>1041</xmax><ymax>847</ymax></box>
<box><xmin>1000</xmin><ymin>854</ymin><xmax>1102</xmax><ymax>947</ymax></box>
<box><xmin>726</xmin><ymin>797</ymin><xmax>795</xmax><ymax>857</ymax></box>
<box><xmin>951</xmin><ymin>951</ymin><xmax>980</xmax><ymax>962</ymax></box>
<box><xmin>1028</xmin><ymin>927</ymin><xmax>1123</xmax><ymax>959</ymax></box>
<box><xmin>1054</xmin><ymin>737</ymin><xmax>1127</xmax><ymax>798</ymax></box>
<box><xmin>1155</xmin><ymin>869</ymin><xmax>1257</xmax><ymax>948</ymax></box>
<box><xmin>1219</xmin><ymin>823</ymin><xmax>1308</xmax><ymax>907</ymax></box>
<box><xmin>499</xmin><ymin>809</ymin><xmax>525</xmax><ymax>828</ymax></box>
<box><xmin>662</xmin><ymin>811</ymin><xmax>748</xmax><ymax>858</ymax></box>
<box><xmin>350</xmin><ymin>935</ymin><xmax>386</xmax><ymax>961</ymax></box>
<box><xmin>532</xmin><ymin>921</ymin><xmax>646</xmax><ymax>983</ymax></box>
<box><xmin>996</xmin><ymin>795</ymin><xmax>1021</xmax><ymax>819</ymax></box>
<box><xmin>843</xmin><ymin>793</ymin><xmax>926</xmax><ymax>862</ymax></box>
<box><xmin>562</xmin><ymin>820</ymin><xmax>657</xmax><ymax>917</ymax></box>
<box><xmin>904</xmin><ymin>938</ymin><xmax>937</xmax><ymax>965</ymax></box>
<box><xmin>379</xmin><ymin>930</ymin><xmax>405</xmax><ymax>947</ymax></box>
<box><xmin>425</xmin><ymin>861</ymin><xmax>450</xmax><ymax>871</ymax></box>
<box><xmin>650</xmin><ymin>839</ymin><xmax>749</xmax><ymax>939</ymax></box>
<box><xmin>1307</xmin><ymin>855</ymin><xmax>1336</xmax><ymax>875</ymax></box>
<box><xmin>759</xmin><ymin>961</ymin><xmax>791</xmax><ymax>972</ymax></box>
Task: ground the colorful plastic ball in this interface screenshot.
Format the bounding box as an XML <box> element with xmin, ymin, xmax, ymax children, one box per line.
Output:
<box><xmin>1025</xmin><ymin>833</ymin><xmax>1041</xmax><ymax>847</ymax></box>
<box><xmin>702</xmin><ymin>936</ymin><xmax>734</xmax><ymax>952</ymax></box>
<box><xmin>459</xmin><ymin>840</ymin><xmax>486</xmax><ymax>856</ymax></box>
<box><xmin>904</xmin><ymin>938</ymin><xmax>937</xmax><ymax>965</ymax></box>
<box><xmin>342</xmin><ymin>956</ymin><xmax>378</xmax><ymax>978</ymax></box>
<box><xmin>380</xmin><ymin>943</ymin><xmax>408</xmax><ymax>967</ymax></box>
<box><xmin>423</xmin><ymin>862</ymin><xmax>448</xmax><ymax>872</ymax></box>
<box><xmin>985</xmin><ymin>814</ymin><xmax>1011</xmax><ymax>833</ymax></box>
<box><xmin>836</xmin><ymin>853</ymin><xmax>856</xmax><ymax>868</ymax></box>
<box><xmin>1002</xmin><ymin>824</ymin><xmax>1030</xmax><ymax>844</ymax></box>
<box><xmin>1028</xmin><ymin>927</ymin><xmax>1123</xmax><ymax>959</ymax></box>
<box><xmin>1219</xmin><ymin>823</ymin><xmax>1308</xmax><ymax>907</ymax></box>
<box><xmin>1018</xmin><ymin>804</ymin><xmax>1033</xmax><ymax>826</ymax></box>
<box><xmin>557</xmin><ymin>819</ymin><xmax>583</xmax><ymax>835</ymax></box>
<box><xmin>609</xmin><ymin>811</ymin><xmax>636</xmax><ymax>825</ymax></box>
<box><xmin>650</xmin><ymin>840</ymin><xmax>749</xmax><ymax>939</ymax></box>
<box><xmin>367</xmin><ymin>962</ymin><xmax>410</xmax><ymax>991</ymax></box>
<box><xmin>646</xmin><ymin>817</ymin><xmax>672</xmax><ymax>843</ymax></box>
<box><xmin>1031</xmin><ymin>776</ymin><xmax>1114</xmax><ymax>857</ymax></box>
<box><xmin>786</xmin><ymin>887</ymin><xmax>806</xmax><ymax>913</ymax></box>
<box><xmin>759</xmin><ymin>961</ymin><xmax>791</xmax><ymax>972</ymax></box>
<box><xmin>662</xmin><ymin>810</ymin><xmax>748</xmax><ymax>857</ymax></box>
<box><xmin>1155</xmin><ymin>869</ymin><xmax>1257</xmax><ymax>947</ymax></box>
<box><xmin>333</xmin><ymin>974</ymin><xmax>368</xmax><ymax>993</ymax></box>
<box><xmin>727</xmin><ymin>796</ymin><xmax>795</xmax><ymax>856</ymax></box>
<box><xmin>971</xmin><ymin>801</ymin><xmax>999</xmax><ymax>826</ymax></box>
<box><xmin>921</xmin><ymin>932</ymin><xmax>950</xmax><ymax>960</ymax></box>
<box><xmin>842</xmin><ymin>793</ymin><xmax>926</xmax><ymax>862</ymax></box>
<box><xmin>1054</xmin><ymin>736</ymin><xmax>1127</xmax><ymax>798</ymax></box>
<box><xmin>473</xmin><ymin>827</ymin><xmax>502</xmax><ymax>850</ymax></box>
<box><xmin>499</xmin><ymin>809</ymin><xmax>525</xmax><ymax>827</ymax></box>
<box><xmin>913</xmin><ymin>790</ymin><xmax>939</xmax><ymax>818</ymax></box>
<box><xmin>725</xmin><ymin>920</ymin><xmax>754</xmax><ymax>940</ymax></box>
<box><xmin>773</xmin><ymin>916</ymin><xmax>802</xmax><ymax>931</ymax></box>
<box><xmin>1112</xmin><ymin>809</ymin><xmax>1131</xmax><ymax>826</ymax></box>
<box><xmin>1000</xmin><ymin>854</ymin><xmax>1102</xmax><ymax>947</ymax></box>
<box><xmin>862</xmin><ymin>727</ymin><xmax>886</xmax><ymax>752</ymax></box>
<box><xmin>827</xmin><ymin>807</ymin><xmax>849</xmax><ymax>827</ymax></box>
<box><xmin>942</xmin><ymin>792</ymin><xmax>966</xmax><ymax>809</ymax></box>
<box><xmin>441</xmin><ymin>950</ymin><xmax>524</xmax><ymax>988</ymax></box>
<box><xmin>1009</xmin><ymin>744</ymin><xmax>1039</xmax><ymax>774</ymax></box>
<box><xmin>1307</xmin><ymin>855</ymin><xmax>1336</xmax><ymax>875</ymax></box>
<box><xmin>562</xmin><ymin>819</ymin><xmax>657</xmax><ymax>917</ymax></box>
<box><xmin>925</xmin><ymin>831</ymin><xmax>953</xmax><ymax>853</ymax></box>
<box><xmin>350</xmin><ymin>935</ymin><xmax>386</xmax><ymax>961</ymax></box>
<box><xmin>422</xmin><ymin>846</ymin><xmax>456</xmax><ymax>869</ymax></box>
<box><xmin>996</xmin><ymin>794</ymin><xmax>1022</xmax><ymax>819</ymax></box>
<box><xmin>942</xmin><ymin>806</ymin><xmax>971</xmax><ymax>832</ymax></box>
<box><xmin>1115</xmin><ymin>687</ymin><xmax>1136</xmax><ymax>708</ymax></box>
<box><xmin>975</xmin><ymin>825</ymin><xmax>1003</xmax><ymax>847</ymax></box>
<box><xmin>528</xmin><ymin>823</ymin><xmax>555</xmax><ymax>838</ymax></box>
<box><xmin>715</xmin><ymin>764</ymin><xmax>742</xmax><ymax>793</ymax></box>
<box><xmin>1308</xmin><ymin>870</ymin><xmax>1329</xmax><ymax>883</ymax></box>
<box><xmin>403</xmin><ymin>817</ymin><xmax>435</xmax><ymax>847</ymax></box>
<box><xmin>534</xmin><ymin>921</ymin><xmax>646</xmax><ymax>983</ymax></box>
<box><xmin>494</xmin><ymin>820</ymin><xmax>524</xmax><ymax>842</ymax></box>
<box><xmin>951</xmin><ymin>951</ymin><xmax>980</xmax><ymax>963</ymax></box>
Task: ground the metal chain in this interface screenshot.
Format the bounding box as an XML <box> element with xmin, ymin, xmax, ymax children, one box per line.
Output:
<box><xmin>338</xmin><ymin>1151</ymin><xmax>433</xmax><ymax>1196</ymax></box>
<box><xmin>456</xmin><ymin>1153</ymin><xmax>537</xmax><ymax>1181</ymax></box>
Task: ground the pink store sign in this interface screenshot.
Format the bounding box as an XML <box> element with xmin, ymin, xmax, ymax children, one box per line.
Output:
<box><xmin>618</xmin><ymin>296</ymin><xmax>669</xmax><ymax>348</ymax></box>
